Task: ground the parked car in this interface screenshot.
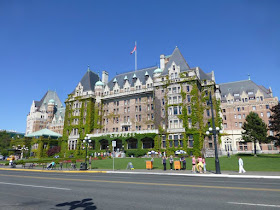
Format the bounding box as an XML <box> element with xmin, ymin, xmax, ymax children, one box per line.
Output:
<box><xmin>175</xmin><ymin>150</ymin><xmax>187</xmax><ymax>155</ymax></box>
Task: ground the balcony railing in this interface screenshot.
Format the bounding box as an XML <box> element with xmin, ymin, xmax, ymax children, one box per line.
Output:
<box><xmin>102</xmin><ymin>87</ymin><xmax>153</xmax><ymax>99</ymax></box>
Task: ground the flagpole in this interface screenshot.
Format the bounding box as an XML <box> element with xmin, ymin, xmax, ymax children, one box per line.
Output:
<box><xmin>135</xmin><ymin>41</ymin><xmax>137</xmax><ymax>71</ymax></box>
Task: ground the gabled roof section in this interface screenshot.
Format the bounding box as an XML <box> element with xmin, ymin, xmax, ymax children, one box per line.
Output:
<box><xmin>107</xmin><ymin>66</ymin><xmax>157</xmax><ymax>89</ymax></box>
<box><xmin>72</xmin><ymin>70</ymin><xmax>100</xmax><ymax>93</ymax></box>
<box><xmin>36</xmin><ymin>90</ymin><xmax>64</xmax><ymax>110</ymax></box>
<box><xmin>162</xmin><ymin>47</ymin><xmax>190</xmax><ymax>75</ymax></box>
<box><xmin>219</xmin><ymin>80</ymin><xmax>272</xmax><ymax>99</ymax></box>
<box><xmin>25</xmin><ymin>128</ymin><xmax>62</xmax><ymax>138</ymax></box>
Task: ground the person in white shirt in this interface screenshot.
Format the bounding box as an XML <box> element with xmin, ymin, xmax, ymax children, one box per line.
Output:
<box><xmin>238</xmin><ymin>157</ymin><xmax>246</xmax><ymax>173</ymax></box>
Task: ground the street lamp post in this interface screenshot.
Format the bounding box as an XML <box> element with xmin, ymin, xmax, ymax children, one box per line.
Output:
<box><xmin>206</xmin><ymin>93</ymin><xmax>222</xmax><ymax>174</ymax></box>
<box><xmin>82</xmin><ymin>136</ymin><xmax>91</xmax><ymax>170</ymax></box>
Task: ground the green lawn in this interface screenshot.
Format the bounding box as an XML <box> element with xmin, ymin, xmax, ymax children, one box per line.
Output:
<box><xmin>88</xmin><ymin>154</ymin><xmax>280</xmax><ymax>172</ymax></box>
<box><xmin>1</xmin><ymin>154</ymin><xmax>279</xmax><ymax>171</ymax></box>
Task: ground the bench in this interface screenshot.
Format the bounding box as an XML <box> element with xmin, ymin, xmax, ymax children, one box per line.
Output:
<box><xmin>23</xmin><ymin>163</ymin><xmax>34</xmax><ymax>169</ymax></box>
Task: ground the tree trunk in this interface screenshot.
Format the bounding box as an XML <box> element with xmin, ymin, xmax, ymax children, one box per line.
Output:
<box><xmin>254</xmin><ymin>140</ymin><xmax>257</xmax><ymax>157</ymax></box>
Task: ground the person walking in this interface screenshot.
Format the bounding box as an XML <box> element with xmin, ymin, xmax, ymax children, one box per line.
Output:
<box><xmin>197</xmin><ymin>156</ymin><xmax>203</xmax><ymax>173</ymax></box>
<box><xmin>169</xmin><ymin>155</ymin><xmax>174</xmax><ymax>170</ymax></box>
<box><xmin>89</xmin><ymin>156</ymin><xmax>92</xmax><ymax>170</ymax></box>
<box><xmin>202</xmin><ymin>157</ymin><xmax>206</xmax><ymax>173</ymax></box>
<box><xmin>181</xmin><ymin>156</ymin><xmax>186</xmax><ymax>170</ymax></box>
<box><xmin>162</xmin><ymin>156</ymin><xmax>167</xmax><ymax>171</ymax></box>
<box><xmin>191</xmin><ymin>156</ymin><xmax>196</xmax><ymax>173</ymax></box>
<box><xmin>238</xmin><ymin>157</ymin><xmax>246</xmax><ymax>173</ymax></box>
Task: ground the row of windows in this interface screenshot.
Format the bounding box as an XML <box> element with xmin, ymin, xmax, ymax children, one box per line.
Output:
<box><xmin>222</xmin><ymin>105</ymin><xmax>270</xmax><ymax>113</ymax></box>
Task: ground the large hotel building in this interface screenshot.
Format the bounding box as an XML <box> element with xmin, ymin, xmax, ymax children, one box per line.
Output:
<box><xmin>26</xmin><ymin>47</ymin><xmax>279</xmax><ymax>156</ymax></box>
<box><xmin>62</xmin><ymin>47</ymin><xmax>221</xmax><ymax>156</ymax></box>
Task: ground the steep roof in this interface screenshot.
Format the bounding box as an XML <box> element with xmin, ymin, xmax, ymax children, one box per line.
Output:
<box><xmin>219</xmin><ymin>80</ymin><xmax>272</xmax><ymax>99</ymax></box>
<box><xmin>162</xmin><ymin>47</ymin><xmax>190</xmax><ymax>75</ymax></box>
<box><xmin>107</xmin><ymin>66</ymin><xmax>157</xmax><ymax>89</ymax></box>
<box><xmin>25</xmin><ymin>128</ymin><xmax>62</xmax><ymax>138</ymax></box>
<box><xmin>35</xmin><ymin>90</ymin><xmax>64</xmax><ymax>110</ymax></box>
<box><xmin>72</xmin><ymin>70</ymin><xmax>100</xmax><ymax>93</ymax></box>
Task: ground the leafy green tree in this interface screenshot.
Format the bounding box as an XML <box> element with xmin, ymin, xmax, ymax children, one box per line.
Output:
<box><xmin>0</xmin><ymin>131</ymin><xmax>11</xmax><ymax>156</ymax></box>
<box><xmin>242</xmin><ymin>112</ymin><xmax>268</xmax><ymax>156</ymax></box>
<box><xmin>269</xmin><ymin>103</ymin><xmax>280</xmax><ymax>146</ymax></box>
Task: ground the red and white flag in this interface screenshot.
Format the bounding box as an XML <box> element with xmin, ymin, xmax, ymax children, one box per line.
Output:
<box><xmin>130</xmin><ymin>45</ymin><xmax>136</xmax><ymax>54</ymax></box>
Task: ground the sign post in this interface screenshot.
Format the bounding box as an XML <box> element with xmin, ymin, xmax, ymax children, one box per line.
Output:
<box><xmin>112</xmin><ymin>141</ymin><xmax>116</xmax><ymax>171</ymax></box>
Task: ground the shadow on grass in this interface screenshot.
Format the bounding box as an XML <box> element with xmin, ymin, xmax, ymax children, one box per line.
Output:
<box><xmin>54</xmin><ymin>198</ymin><xmax>96</xmax><ymax>210</ymax></box>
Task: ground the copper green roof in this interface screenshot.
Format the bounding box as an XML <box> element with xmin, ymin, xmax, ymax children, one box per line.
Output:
<box><xmin>25</xmin><ymin>128</ymin><xmax>62</xmax><ymax>138</ymax></box>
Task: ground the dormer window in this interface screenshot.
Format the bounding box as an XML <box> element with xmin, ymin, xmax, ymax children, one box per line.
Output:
<box><xmin>173</xmin><ymin>65</ymin><xmax>175</xmax><ymax>70</ymax></box>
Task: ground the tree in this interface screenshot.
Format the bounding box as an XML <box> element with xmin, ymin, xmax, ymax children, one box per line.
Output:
<box><xmin>242</xmin><ymin>112</ymin><xmax>268</xmax><ymax>156</ymax></box>
<box><xmin>0</xmin><ymin>131</ymin><xmax>12</xmax><ymax>156</ymax></box>
<box><xmin>269</xmin><ymin>103</ymin><xmax>280</xmax><ymax>146</ymax></box>
<box><xmin>47</xmin><ymin>146</ymin><xmax>61</xmax><ymax>157</ymax></box>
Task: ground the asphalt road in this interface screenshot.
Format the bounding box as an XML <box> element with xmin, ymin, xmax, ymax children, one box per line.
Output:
<box><xmin>0</xmin><ymin>170</ymin><xmax>280</xmax><ymax>210</ymax></box>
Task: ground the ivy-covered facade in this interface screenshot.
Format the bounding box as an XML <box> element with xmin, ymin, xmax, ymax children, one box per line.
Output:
<box><xmin>62</xmin><ymin>48</ymin><xmax>222</xmax><ymax>157</ymax></box>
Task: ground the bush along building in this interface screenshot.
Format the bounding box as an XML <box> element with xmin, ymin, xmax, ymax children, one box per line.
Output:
<box><xmin>220</xmin><ymin>79</ymin><xmax>279</xmax><ymax>155</ymax></box>
<box><xmin>62</xmin><ymin>47</ymin><xmax>222</xmax><ymax>157</ymax></box>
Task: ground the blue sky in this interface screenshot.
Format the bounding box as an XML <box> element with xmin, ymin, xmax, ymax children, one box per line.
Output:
<box><xmin>0</xmin><ymin>0</ymin><xmax>279</xmax><ymax>133</ymax></box>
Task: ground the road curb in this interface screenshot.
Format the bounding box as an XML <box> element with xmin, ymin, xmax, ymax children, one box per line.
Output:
<box><xmin>1</xmin><ymin>168</ymin><xmax>280</xmax><ymax>179</ymax></box>
<box><xmin>0</xmin><ymin>168</ymin><xmax>107</xmax><ymax>173</ymax></box>
<box><xmin>106</xmin><ymin>171</ymin><xmax>280</xmax><ymax>179</ymax></box>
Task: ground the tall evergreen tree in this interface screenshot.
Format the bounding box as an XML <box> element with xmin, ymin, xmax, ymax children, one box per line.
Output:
<box><xmin>0</xmin><ymin>131</ymin><xmax>11</xmax><ymax>156</ymax></box>
<box><xmin>269</xmin><ymin>103</ymin><xmax>280</xmax><ymax>146</ymax></box>
<box><xmin>242</xmin><ymin>112</ymin><xmax>268</xmax><ymax>156</ymax></box>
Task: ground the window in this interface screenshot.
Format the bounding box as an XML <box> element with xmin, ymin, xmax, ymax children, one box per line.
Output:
<box><xmin>174</xmin><ymin>107</ymin><xmax>178</xmax><ymax>115</ymax></box>
<box><xmin>261</xmin><ymin>112</ymin><xmax>263</xmax><ymax>117</ymax></box>
<box><xmin>239</xmin><ymin>122</ymin><xmax>242</xmax><ymax>128</ymax></box>
<box><xmin>243</xmin><ymin>114</ymin><xmax>245</xmax><ymax>118</ymax></box>
<box><xmin>222</xmin><ymin>109</ymin><xmax>226</xmax><ymax>113</ymax></box>
<box><xmin>207</xmin><ymin>109</ymin><xmax>210</xmax><ymax>117</ymax></box>
<box><xmin>188</xmin><ymin>106</ymin><xmax>191</xmax><ymax>114</ymax></box>
<box><xmin>235</xmin><ymin>122</ymin><xmax>238</xmax><ymax>127</ymax></box>
<box><xmin>234</xmin><ymin>114</ymin><xmax>237</xmax><ymax>119</ymax></box>
<box><xmin>223</xmin><ymin>123</ymin><xmax>227</xmax><ymax>129</ymax></box>
<box><xmin>266</xmin><ymin>105</ymin><xmax>269</xmax><ymax>109</ymax></box>
<box><xmin>139</xmin><ymin>105</ymin><xmax>141</xmax><ymax>112</ymax></box>
<box><xmin>223</xmin><ymin>115</ymin><xmax>227</xmax><ymax>120</ymax></box>
<box><xmin>267</xmin><ymin>112</ymin><xmax>271</xmax><ymax>117</ymax></box>
<box><xmin>187</xmin><ymin>95</ymin><xmax>191</xmax><ymax>103</ymax></box>
<box><xmin>252</xmin><ymin>106</ymin><xmax>256</xmax><ymax>111</ymax></box>
<box><xmin>174</xmin><ymin>135</ymin><xmax>178</xmax><ymax>147</ymax></box>
<box><xmin>237</xmin><ymin>107</ymin><xmax>240</xmax><ymax>112</ymax></box>
<box><xmin>162</xmin><ymin>99</ymin><xmax>165</xmax><ymax>105</ymax></box>
<box><xmin>238</xmin><ymin>114</ymin><xmax>241</xmax><ymax>119</ymax></box>
<box><xmin>188</xmin><ymin>135</ymin><xmax>193</xmax><ymax>147</ymax></box>
<box><xmin>187</xmin><ymin>86</ymin><xmax>190</xmax><ymax>92</ymax></box>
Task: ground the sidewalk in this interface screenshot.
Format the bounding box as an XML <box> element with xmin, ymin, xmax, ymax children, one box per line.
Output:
<box><xmin>1</xmin><ymin>165</ymin><xmax>280</xmax><ymax>179</ymax></box>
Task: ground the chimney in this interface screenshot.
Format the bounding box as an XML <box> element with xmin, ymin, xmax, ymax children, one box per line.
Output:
<box><xmin>102</xmin><ymin>71</ymin><xmax>109</xmax><ymax>85</ymax></box>
<box><xmin>160</xmin><ymin>54</ymin><xmax>165</xmax><ymax>70</ymax></box>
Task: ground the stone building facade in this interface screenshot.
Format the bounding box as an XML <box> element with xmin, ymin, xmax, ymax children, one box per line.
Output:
<box><xmin>62</xmin><ymin>48</ymin><xmax>221</xmax><ymax>156</ymax></box>
<box><xmin>220</xmin><ymin>80</ymin><xmax>279</xmax><ymax>154</ymax></box>
<box><xmin>26</xmin><ymin>90</ymin><xmax>65</xmax><ymax>135</ymax></box>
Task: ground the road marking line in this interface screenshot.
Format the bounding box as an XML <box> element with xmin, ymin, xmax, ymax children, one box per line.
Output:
<box><xmin>0</xmin><ymin>181</ymin><xmax>71</xmax><ymax>191</ymax></box>
<box><xmin>228</xmin><ymin>202</ymin><xmax>280</xmax><ymax>208</ymax></box>
<box><xmin>0</xmin><ymin>174</ymin><xmax>279</xmax><ymax>192</ymax></box>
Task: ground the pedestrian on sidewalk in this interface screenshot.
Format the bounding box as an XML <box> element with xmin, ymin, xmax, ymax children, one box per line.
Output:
<box><xmin>238</xmin><ymin>157</ymin><xmax>246</xmax><ymax>173</ymax></box>
<box><xmin>169</xmin><ymin>155</ymin><xmax>173</xmax><ymax>170</ymax></box>
<box><xmin>202</xmin><ymin>156</ymin><xmax>206</xmax><ymax>173</ymax></box>
<box><xmin>89</xmin><ymin>156</ymin><xmax>92</xmax><ymax>170</ymax></box>
<box><xmin>191</xmin><ymin>156</ymin><xmax>196</xmax><ymax>173</ymax></box>
<box><xmin>197</xmin><ymin>156</ymin><xmax>203</xmax><ymax>173</ymax></box>
<box><xmin>162</xmin><ymin>156</ymin><xmax>167</xmax><ymax>171</ymax></box>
